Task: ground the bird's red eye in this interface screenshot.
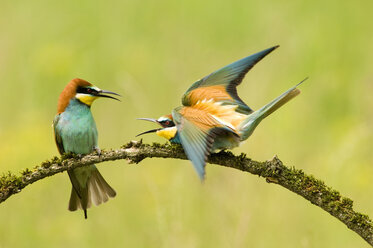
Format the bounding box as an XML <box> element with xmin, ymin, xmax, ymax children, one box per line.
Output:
<box><xmin>165</xmin><ymin>121</ymin><xmax>170</xmax><ymax>125</ymax></box>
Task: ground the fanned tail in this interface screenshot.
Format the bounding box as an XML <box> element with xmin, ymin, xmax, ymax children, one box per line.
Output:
<box><xmin>68</xmin><ymin>166</ymin><xmax>116</xmax><ymax>219</ymax></box>
<box><xmin>239</xmin><ymin>78</ymin><xmax>307</xmax><ymax>141</ymax></box>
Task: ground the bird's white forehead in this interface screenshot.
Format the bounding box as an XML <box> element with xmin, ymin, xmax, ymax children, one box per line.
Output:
<box><xmin>157</xmin><ymin>116</ymin><xmax>170</xmax><ymax>122</ymax></box>
<box><xmin>90</xmin><ymin>86</ymin><xmax>101</xmax><ymax>91</ymax></box>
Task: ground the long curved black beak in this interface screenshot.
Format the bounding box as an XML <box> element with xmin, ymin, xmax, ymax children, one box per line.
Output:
<box><xmin>136</xmin><ymin>128</ymin><xmax>160</xmax><ymax>137</ymax></box>
<box><xmin>98</xmin><ymin>90</ymin><xmax>121</xmax><ymax>101</ymax></box>
<box><xmin>136</xmin><ymin>118</ymin><xmax>162</xmax><ymax>137</ymax></box>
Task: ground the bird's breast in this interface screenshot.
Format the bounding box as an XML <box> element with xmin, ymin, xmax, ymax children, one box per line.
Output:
<box><xmin>55</xmin><ymin>102</ymin><xmax>98</xmax><ymax>154</ymax></box>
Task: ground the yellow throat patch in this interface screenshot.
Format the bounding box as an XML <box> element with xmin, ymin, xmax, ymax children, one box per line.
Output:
<box><xmin>75</xmin><ymin>93</ymin><xmax>98</xmax><ymax>106</ymax></box>
<box><xmin>156</xmin><ymin>127</ymin><xmax>177</xmax><ymax>140</ymax></box>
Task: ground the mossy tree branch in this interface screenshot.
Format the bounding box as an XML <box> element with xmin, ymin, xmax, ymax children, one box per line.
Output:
<box><xmin>1</xmin><ymin>141</ymin><xmax>372</xmax><ymax>246</ymax></box>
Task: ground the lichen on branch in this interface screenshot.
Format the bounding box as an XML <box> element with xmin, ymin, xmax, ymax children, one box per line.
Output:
<box><xmin>0</xmin><ymin>140</ymin><xmax>372</xmax><ymax>246</ymax></box>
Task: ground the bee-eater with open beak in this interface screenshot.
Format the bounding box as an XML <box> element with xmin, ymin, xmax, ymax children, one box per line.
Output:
<box><xmin>53</xmin><ymin>78</ymin><xmax>120</xmax><ymax>219</ymax></box>
<box><xmin>137</xmin><ymin>46</ymin><xmax>306</xmax><ymax>181</ymax></box>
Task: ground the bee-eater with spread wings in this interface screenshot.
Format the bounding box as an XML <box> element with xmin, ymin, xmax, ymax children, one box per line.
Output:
<box><xmin>53</xmin><ymin>78</ymin><xmax>120</xmax><ymax>219</ymax></box>
<box><xmin>137</xmin><ymin>46</ymin><xmax>306</xmax><ymax>180</ymax></box>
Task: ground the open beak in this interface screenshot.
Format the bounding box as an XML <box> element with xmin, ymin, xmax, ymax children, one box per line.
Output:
<box><xmin>98</xmin><ymin>90</ymin><xmax>121</xmax><ymax>101</ymax></box>
<box><xmin>136</xmin><ymin>118</ymin><xmax>162</xmax><ymax>137</ymax></box>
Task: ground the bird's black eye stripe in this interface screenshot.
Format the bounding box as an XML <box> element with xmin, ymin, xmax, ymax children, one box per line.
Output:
<box><xmin>77</xmin><ymin>86</ymin><xmax>99</xmax><ymax>95</ymax></box>
<box><xmin>160</xmin><ymin>120</ymin><xmax>175</xmax><ymax>127</ymax></box>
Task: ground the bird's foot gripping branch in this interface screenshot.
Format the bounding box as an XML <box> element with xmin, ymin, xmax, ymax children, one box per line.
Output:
<box><xmin>1</xmin><ymin>141</ymin><xmax>373</xmax><ymax>246</ymax></box>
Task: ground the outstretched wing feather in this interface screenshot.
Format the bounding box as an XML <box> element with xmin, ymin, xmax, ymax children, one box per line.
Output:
<box><xmin>182</xmin><ymin>46</ymin><xmax>279</xmax><ymax>114</ymax></box>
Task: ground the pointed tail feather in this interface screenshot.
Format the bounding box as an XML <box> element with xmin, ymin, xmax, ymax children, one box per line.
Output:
<box><xmin>67</xmin><ymin>166</ymin><xmax>116</xmax><ymax>219</ymax></box>
<box><xmin>239</xmin><ymin>78</ymin><xmax>307</xmax><ymax>140</ymax></box>
<box><xmin>68</xmin><ymin>188</ymin><xmax>82</xmax><ymax>211</ymax></box>
<box><xmin>88</xmin><ymin>169</ymin><xmax>116</xmax><ymax>206</ymax></box>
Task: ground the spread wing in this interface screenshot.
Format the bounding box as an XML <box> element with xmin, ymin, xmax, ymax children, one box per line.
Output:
<box><xmin>172</xmin><ymin>106</ymin><xmax>239</xmax><ymax>180</ymax></box>
<box><xmin>53</xmin><ymin>114</ymin><xmax>65</xmax><ymax>154</ymax></box>
<box><xmin>181</xmin><ymin>46</ymin><xmax>279</xmax><ymax>114</ymax></box>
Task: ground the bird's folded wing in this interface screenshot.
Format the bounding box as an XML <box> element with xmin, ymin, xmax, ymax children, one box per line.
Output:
<box><xmin>53</xmin><ymin>114</ymin><xmax>65</xmax><ymax>154</ymax></box>
<box><xmin>181</xmin><ymin>46</ymin><xmax>279</xmax><ymax>114</ymax></box>
<box><xmin>53</xmin><ymin>115</ymin><xmax>82</xmax><ymax>197</ymax></box>
<box><xmin>172</xmin><ymin>106</ymin><xmax>237</xmax><ymax>180</ymax></box>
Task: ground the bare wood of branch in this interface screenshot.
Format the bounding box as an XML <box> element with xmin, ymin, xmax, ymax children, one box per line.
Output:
<box><xmin>0</xmin><ymin>141</ymin><xmax>372</xmax><ymax>246</ymax></box>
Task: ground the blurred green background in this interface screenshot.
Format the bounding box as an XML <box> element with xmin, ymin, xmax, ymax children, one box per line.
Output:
<box><xmin>1</xmin><ymin>0</ymin><xmax>373</xmax><ymax>247</ymax></box>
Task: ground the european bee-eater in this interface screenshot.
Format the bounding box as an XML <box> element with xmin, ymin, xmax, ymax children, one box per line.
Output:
<box><xmin>137</xmin><ymin>46</ymin><xmax>305</xmax><ymax>180</ymax></box>
<box><xmin>53</xmin><ymin>78</ymin><xmax>120</xmax><ymax>219</ymax></box>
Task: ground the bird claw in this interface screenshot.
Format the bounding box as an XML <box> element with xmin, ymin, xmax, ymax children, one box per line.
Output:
<box><xmin>76</xmin><ymin>154</ymin><xmax>84</xmax><ymax>159</ymax></box>
<box><xmin>94</xmin><ymin>146</ymin><xmax>101</xmax><ymax>156</ymax></box>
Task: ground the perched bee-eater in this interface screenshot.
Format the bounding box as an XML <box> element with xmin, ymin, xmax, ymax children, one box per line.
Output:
<box><xmin>53</xmin><ymin>78</ymin><xmax>120</xmax><ymax>219</ymax></box>
<box><xmin>137</xmin><ymin>46</ymin><xmax>305</xmax><ymax>180</ymax></box>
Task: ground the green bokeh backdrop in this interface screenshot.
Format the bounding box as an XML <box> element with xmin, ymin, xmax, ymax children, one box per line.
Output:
<box><xmin>1</xmin><ymin>0</ymin><xmax>373</xmax><ymax>247</ymax></box>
